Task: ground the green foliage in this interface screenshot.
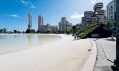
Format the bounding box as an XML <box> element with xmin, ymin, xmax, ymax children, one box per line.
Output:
<box><xmin>76</xmin><ymin>24</ymin><xmax>99</xmax><ymax>39</ymax></box>
<box><xmin>105</xmin><ymin>20</ymin><xmax>116</xmax><ymax>32</ymax></box>
<box><xmin>77</xmin><ymin>24</ymin><xmax>98</xmax><ymax>33</ymax></box>
<box><xmin>58</xmin><ymin>28</ymin><xmax>73</xmax><ymax>34</ymax></box>
<box><xmin>107</xmin><ymin>21</ymin><xmax>116</xmax><ymax>28</ymax></box>
<box><xmin>52</xmin><ymin>30</ymin><xmax>58</xmax><ymax>34</ymax></box>
<box><xmin>0</xmin><ymin>28</ymin><xmax>7</xmax><ymax>33</ymax></box>
<box><xmin>14</xmin><ymin>30</ymin><xmax>17</xmax><ymax>33</ymax></box>
<box><xmin>47</xmin><ymin>30</ymin><xmax>52</xmax><ymax>33</ymax></box>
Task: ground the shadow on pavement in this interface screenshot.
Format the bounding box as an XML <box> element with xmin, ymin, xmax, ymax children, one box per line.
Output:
<box><xmin>106</xmin><ymin>59</ymin><xmax>119</xmax><ymax>71</ymax></box>
<box><xmin>111</xmin><ymin>59</ymin><xmax>119</xmax><ymax>71</ymax></box>
<box><xmin>111</xmin><ymin>66</ymin><xmax>119</xmax><ymax>71</ymax></box>
<box><xmin>105</xmin><ymin>38</ymin><xmax>116</xmax><ymax>41</ymax></box>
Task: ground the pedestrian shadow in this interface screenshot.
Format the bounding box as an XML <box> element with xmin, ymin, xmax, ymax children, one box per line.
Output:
<box><xmin>105</xmin><ymin>38</ymin><xmax>116</xmax><ymax>41</ymax></box>
<box><xmin>72</xmin><ymin>39</ymin><xmax>78</xmax><ymax>41</ymax></box>
<box><xmin>111</xmin><ymin>66</ymin><xmax>119</xmax><ymax>71</ymax></box>
<box><xmin>111</xmin><ymin>59</ymin><xmax>119</xmax><ymax>71</ymax></box>
<box><xmin>72</xmin><ymin>38</ymin><xmax>81</xmax><ymax>41</ymax></box>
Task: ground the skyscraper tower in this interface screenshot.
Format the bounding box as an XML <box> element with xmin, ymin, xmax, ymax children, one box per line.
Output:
<box><xmin>26</xmin><ymin>13</ymin><xmax>35</xmax><ymax>33</ymax></box>
<box><xmin>38</xmin><ymin>15</ymin><xmax>44</xmax><ymax>31</ymax></box>
<box><xmin>28</xmin><ymin>13</ymin><xmax>32</xmax><ymax>29</ymax></box>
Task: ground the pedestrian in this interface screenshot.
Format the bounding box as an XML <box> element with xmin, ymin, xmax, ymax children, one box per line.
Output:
<box><xmin>74</xmin><ymin>35</ymin><xmax>76</xmax><ymax>40</ymax></box>
<box><xmin>77</xmin><ymin>35</ymin><xmax>79</xmax><ymax>40</ymax></box>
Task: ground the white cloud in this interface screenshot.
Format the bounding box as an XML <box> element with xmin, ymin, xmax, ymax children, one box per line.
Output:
<box><xmin>20</xmin><ymin>0</ymin><xmax>36</xmax><ymax>8</ymax></box>
<box><xmin>29</xmin><ymin>2</ymin><xmax>36</xmax><ymax>8</ymax></box>
<box><xmin>70</xmin><ymin>12</ymin><xmax>83</xmax><ymax>19</ymax></box>
<box><xmin>8</xmin><ymin>15</ymin><xmax>21</xmax><ymax>18</ymax></box>
<box><xmin>91</xmin><ymin>0</ymin><xmax>96</xmax><ymax>4</ymax></box>
<box><xmin>20</xmin><ymin>0</ymin><xmax>28</xmax><ymax>6</ymax></box>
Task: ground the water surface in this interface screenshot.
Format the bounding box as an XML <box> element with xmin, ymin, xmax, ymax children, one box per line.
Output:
<box><xmin>0</xmin><ymin>34</ymin><xmax>61</xmax><ymax>54</ymax></box>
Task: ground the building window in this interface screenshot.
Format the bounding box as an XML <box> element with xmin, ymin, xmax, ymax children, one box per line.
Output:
<box><xmin>111</xmin><ymin>16</ymin><xmax>113</xmax><ymax>20</ymax></box>
<box><xmin>111</xmin><ymin>6</ymin><xmax>113</xmax><ymax>10</ymax></box>
<box><xmin>109</xmin><ymin>12</ymin><xmax>111</xmax><ymax>15</ymax></box>
<box><xmin>111</xmin><ymin>11</ymin><xmax>113</xmax><ymax>14</ymax></box>
<box><xmin>109</xmin><ymin>8</ymin><xmax>111</xmax><ymax>11</ymax></box>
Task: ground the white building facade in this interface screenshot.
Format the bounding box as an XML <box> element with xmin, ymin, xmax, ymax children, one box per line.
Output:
<box><xmin>59</xmin><ymin>17</ymin><xmax>72</xmax><ymax>31</ymax></box>
<box><xmin>38</xmin><ymin>15</ymin><xmax>44</xmax><ymax>31</ymax></box>
<box><xmin>38</xmin><ymin>15</ymin><xmax>58</xmax><ymax>33</ymax></box>
<box><xmin>28</xmin><ymin>13</ymin><xmax>32</xmax><ymax>29</ymax></box>
<box><xmin>92</xmin><ymin>14</ymin><xmax>98</xmax><ymax>24</ymax></box>
<box><xmin>94</xmin><ymin>2</ymin><xmax>106</xmax><ymax>24</ymax></box>
<box><xmin>84</xmin><ymin>11</ymin><xmax>94</xmax><ymax>25</ymax></box>
<box><xmin>107</xmin><ymin>0</ymin><xmax>116</xmax><ymax>21</ymax></box>
<box><xmin>26</xmin><ymin>13</ymin><xmax>35</xmax><ymax>33</ymax></box>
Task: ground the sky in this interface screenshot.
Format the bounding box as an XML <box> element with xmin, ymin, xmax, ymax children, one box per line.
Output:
<box><xmin>0</xmin><ymin>0</ymin><xmax>112</xmax><ymax>31</ymax></box>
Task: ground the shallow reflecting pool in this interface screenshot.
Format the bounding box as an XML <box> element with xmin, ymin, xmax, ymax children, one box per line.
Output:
<box><xmin>0</xmin><ymin>34</ymin><xmax>61</xmax><ymax>54</ymax></box>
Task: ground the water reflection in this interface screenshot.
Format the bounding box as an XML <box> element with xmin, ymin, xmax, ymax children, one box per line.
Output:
<box><xmin>0</xmin><ymin>35</ymin><xmax>6</xmax><ymax>39</ymax></box>
<box><xmin>14</xmin><ymin>35</ymin><xmax>21</xmax><ymax>39</ymax></box>
<box><xmin>26</xmin><ymin>34</ymin><xmax>35</xmax><ymax>48</ymax></box>
<box><xmin>37</xmin><ymin>35</ymin><xmax>61</xmax><ymax>46</ymax></box>
<box><xmin>0</xmin><ymin>34</ymin><xmax>61</xmax><ymax>54</ymax></box>
<box><xmin>37</xmin><ymin>35</ymin><xmax>50</xmax><ymax>46</ymax></box>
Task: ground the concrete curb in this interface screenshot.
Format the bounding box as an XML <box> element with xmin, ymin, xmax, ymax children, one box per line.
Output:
<box><xmin>81</xmin><ymin>39</ymin><xmax>97</xmax><ymax>71</ymax></box>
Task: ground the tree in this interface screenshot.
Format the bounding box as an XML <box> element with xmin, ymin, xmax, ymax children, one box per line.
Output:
<box><xmin>14</xmin><ymin>30</ymin><xmax>17</xmax><ymax>33</ymax></box>
<box><xmin>0</xmin><ymin>29</ymin><xmax>2</xmax><ymax>33</ymax></box>
<box><xmin>3</xmin><ymin>28</ymin><xmax>7</xmax><ymax>33</ymax></box>
<box><xmin>107</xmin><ymin>21</ymin><xmax>116</xmax><ymax>28</ymax></box>
<box><xmin>72</xmin><ymin>26</ymin><xmax>76</xmax><ymax>35</ymax></box>
<box><xmin>0</xmin><ymin>28</ymin><xmax>7</xmax><ymax>33</ymax></box>
<box><xmin>47</xmin><ymin>30</ymin><xmax>51</xmax><ymax>33</ymax></box>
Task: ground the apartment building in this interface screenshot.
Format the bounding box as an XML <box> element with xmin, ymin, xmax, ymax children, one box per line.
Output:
<box><xmin>107</xmin><ymin>0</ymin><xmax>116</xmax><ymax>21</ymax></box>
<box><xmin>38</xmin><ymin>15</ymin><xmax>58</xmax><ymax>33</ymax></box>
<box><xmin>59</xmin><ymin>17</ymin><xmax>72</xmax><ymax>31</ymax></box>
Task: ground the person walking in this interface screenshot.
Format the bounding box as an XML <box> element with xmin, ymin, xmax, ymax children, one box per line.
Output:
<box><xmin>74</xmin><ymin>35</ymin><xmax>76</xmax><ymax>40</ymax></box>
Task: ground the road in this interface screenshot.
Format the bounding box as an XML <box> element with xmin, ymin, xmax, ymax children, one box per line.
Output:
<box><xmin>92</xmin><ymin>37</ymin><xmax>116</xmax><ymax>71</ymax></box>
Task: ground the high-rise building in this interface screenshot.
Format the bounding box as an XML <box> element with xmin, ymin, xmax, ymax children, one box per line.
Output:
<box><xmin>75</xmin><ymin>23</ymin><xmax>83</xmax><ymax>30</ymax></box>
<box><xmin>94</xmin><ymin>2</ymin><xmax>106</xmax><ymax>24</ymax></box>
<box><xmin>96</xmin><ymin>10</ymin><xmax>106</xmax><ymax>23</ymax></box>
<box><xmin>38</xmin><ymin>15</ymin><xmax>43</xmax><ymax>26</ymax></box>
<box><xmin>84</xmin><ymin>11</ymin><xmax>94</xmax><ymax>25</ymax></box>
<box><xmin>38</xmin><ymin>15</ymin><xmax>44</xmax><ymax>32</ymax></box>
<box><xmin>28</xmin><ymin>13</ymin><xmax>32</xmax><ymax>29</ymax></box>
<box><xmin>94</xmin><ymin>2</ymin><xmax>103</xmax><ymax>12</ymax></box>
<box><xmin>114</xmin><ymin>0</ymin><xmax>116</xmax><ymax>13</ymax></box>
<box><xmin>81</xmin><ymin>2</ymin><xmax>106</xmax><ymax>26</ymax></box>
<box><xmin>82</xmin><ymin>17</ymin><xmax>86</xmax><ymax>26</ymax></box>
<box><xmin>37</xmin><ymin>15</ymin><xmax>58</xmax><ymax>33</ymax></box>
<box><xmin>26</xmin><ymin>13</ymin><xmax>35</xmax><ymax>33</ymax></box>
<box><xmin>92</xmin><ymin>13</ymin><xmax>98</xmax><ymax>24</ymax></box>
<box><xmin>59</xmin><ymin>17</ymin><xmax>72</xmax><ymax>31</ymax></box>
<box><xmin>107</xmin><ymin>0</ymin><xmax>116</xmax><ymax>21</ymax></box>
<box><xmin>81</xmin><ymin>11</ymin><xmax>94</xmax><ymax>26</ymax></box>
